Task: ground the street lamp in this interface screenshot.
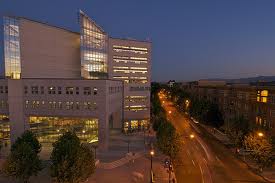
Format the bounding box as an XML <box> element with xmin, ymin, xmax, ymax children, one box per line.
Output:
<box><xmin>190</xmin><ymin>134</ymin><xmax>195</xmax><ymax>139</ymax></box>
<box><xmin>258</xmin><ymin>132</ymin><xmax>264</xmax><ymax>137</ymax></box>
<box><xmin>168</xmin><ymin>111</ymin><xmax>172</xmax><ymax>114</ymax></box>
<box><xmin>150</xmin><ymin>149</ymin><xmax>155</xmax><ymax>183</ymax></box>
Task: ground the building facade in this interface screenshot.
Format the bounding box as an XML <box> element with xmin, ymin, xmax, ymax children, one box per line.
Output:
<box><xmin>184</xmin><ymin>81</ymin><xmax>275</xmax><ymax>134</ymax></box>
<box><xmin>108</xmin><ymin>38</ymin><xmax>151</xmax><ymax>131</ymax></box>
<box><xmin>0</xmin><ymin>11</ymin><xmax>151</xmax><ymax>150</ymax></box>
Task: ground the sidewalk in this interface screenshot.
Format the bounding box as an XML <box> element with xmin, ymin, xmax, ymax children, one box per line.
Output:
<box><xmin>92</xmin><ymin>129</ymin><xmax>177</xmax><ymax>183</ymax></box>
<box><xmin>89</xmin><ymin>151</ymin><xmax>175</xmax><ymax>183</ymax></box>
<box><xmin>193</xmin><ymin>119</ymin><xmax>275</xmax><ymax>183</ymax></box>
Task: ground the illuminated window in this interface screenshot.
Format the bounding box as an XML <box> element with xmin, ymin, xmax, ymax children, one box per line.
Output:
<box><xmin>58</xmin><ymin>102</ymin><xmax>62</xmax><ymax>109</ymax></box>
<box><xmin>125</xmin><ymin>105</ymin><xmax>148</xmax><ymax>112</ymax></box>
<box><xmin>48</xmin><ymin>86</ymin><xmax>56</xmax><ymax>94</ymax></box>
<box><xmin>113</xmin><ymin>45</ymin><xmax>148</xmax><ymax>54</ymax></box>
<box><xmin>29</xmin><ymin>116</ymin><xmax>98</xmax><ymax>143</ymax></box>
<box><xmin>257</xmin><ymin>90</ymin><xmax>268</xmax><ymax>103</ymax></box>
<box><xmin>80</xmin><ymin>11</ymin><xmax>108</xmax><ymax>79</ymax></box>
<box><xmin>4</xmin><ymin>16</ymin><xmax>21</xmax><ymax>79</ymax></box>
<box><xmin>0</xmin><ymin>115</ymin><xmax>10</xmax><ymax>141</ymax></box>
<box><xmin>93</xmin><ymin>87</ymin><xmax>98</xmax><ymax>95</ymax></box>
<box><xmin>66</xmin><ymin>102</ymin><xmax>74</xmax><ymax>110</ymax></box>
<box><xmin>125</xmin><ymin>96</ymin><xmax>147</xmax><ymax>102</ymax></box>
<box><xmin>113</xmin><ymin>56</ymin><xmax>148</xmax><ymax>64</ymax></box>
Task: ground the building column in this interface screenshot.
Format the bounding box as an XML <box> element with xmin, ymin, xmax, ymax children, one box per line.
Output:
<box><xmin>8</xmin><ymin>79</ymin><xmax>29</xmax><ymax>143</ymax></box>
<box><xmin>98</xmin><ymin>112</ymin><xmax>109</xmax><ymax>151</ymax></box>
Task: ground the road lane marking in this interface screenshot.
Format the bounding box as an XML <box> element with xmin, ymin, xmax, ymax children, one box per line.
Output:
<box><xmin>199</xmin><ymin>164</ymin><xmax>205</xmax><ymax>183</ymax></box>
<box><xmin>186</xmin><ymin>149</ymin><xmax>191</xmax><ymax>156</ymax></box>
<box><xmin>192</xmin><ymin>159</ymin><xmax>196</xmax><ymax>166</ymax></box>
<box><xmin>203</xmin><ymin>158</ymin><xmax>207</xmax><ymax>164</ymax></box>
<box><xmin>215</xmin><ymin>156</ymin><xmax>224</xmax><ymax>166</ymax></box>
<box><xmin>202</xmin><ymin>158</ymin><xmax>213</xmax><ymax>183</ymax></box>
<box><xmin>196</xmin><ymin>136</ymin><xmax>213</xmax><ymax>161</ymax></box>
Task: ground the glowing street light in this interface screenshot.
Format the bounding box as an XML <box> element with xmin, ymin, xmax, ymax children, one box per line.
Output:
<box><xmin>258</xmin><ymin>132</ymin><xmax>264</xmax><ymax>137</ymax></box>
<box><xmin>190</xmin><ymin>134</ymin><xmax>195</xmax><ymax>139</ymax></box>
<box><xmin>150</xmin><ymin>149</ymin><xmax>155</xmax><ymax>183</ymax></box>
<box><xmin>168</xmin><ymin>111</ymin><xmax>172</xmax><ymax>114</ymax></box>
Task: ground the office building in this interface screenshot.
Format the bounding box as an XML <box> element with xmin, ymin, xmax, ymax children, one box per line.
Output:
<box><xmin>0</xmin><ymin>11</ymin><xmax>151</xmax><ymax>150</ymax></box>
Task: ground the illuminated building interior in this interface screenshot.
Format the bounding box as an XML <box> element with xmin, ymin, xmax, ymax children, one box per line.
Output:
<box><xmin>124</xmin><ymin>119</ymin><xmax>148</xmax><ymax>132</ymax></box>
<box><xmin>0</xmin><ymin>115</ymin><xmax>10</xmax><ymax>142</ymax></box>
<box><xmin>80</xmin><ymin>11</ymin><xmax>108</xmax><ymax>79</ymax></box>
<box><xmin>257</xmin><ymin>90</ymin><xmax>268</xmax><ymax>103</ymax></box>
<box><xmin>29</xmin><ymin>116</ymin><xmax>98</xmax><ymax>144</ymax></box>
<box><xmin>3</xmin><ymin>16</ymin><xmax>21</xmax><ymax>79</ymax></box>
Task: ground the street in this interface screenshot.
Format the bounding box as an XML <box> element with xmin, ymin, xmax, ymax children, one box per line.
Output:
<box><xmin>160</xmin><ymin>96</ymin><xmax>268</xmax><ymax>183</ymax></box>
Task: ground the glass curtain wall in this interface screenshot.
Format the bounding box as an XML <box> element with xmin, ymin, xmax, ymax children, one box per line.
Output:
<box><xmin>79</xmin><ymin>11</ymin><xmax>108</xmax><ymax>79</ymax></box>
<box><xmin>3</xmin><ymin>16</ymin><xmax>21</xmax><ymax>79</ymax></box>
<box><xmin>29</xmin><ymin>116</ymin><xmax>98</xmax><ymax>144</ymax></box>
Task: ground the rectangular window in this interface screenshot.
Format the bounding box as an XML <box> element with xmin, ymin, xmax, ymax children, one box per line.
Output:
<box><xmin>40</xmin><ymin>86</ymin><xmax>44</xmax><ymax>94</ymax></box>
<box><xmin>58</xmin><ymin>87</ymin><xmax>62</xmax><ymax>94</ymax></box>
<box><xmin>48</xmin><ymin>86</ymin><xmax>56</xmax><ymax>94</ymax></box>
<box><xmin>83</xmin><ymin>87</ymin><xmax>91</xmax><ymax>95</ymax></box>
<box><xmin>66</xmin><ymin>87</ymin><xmax>74</xmax><ymax>95</ymax></box>
<box><xmin>31</xmin><ymin>86</ymin><xmax>38</xmax><ymax>94</ymax></box>
<box><xmin>58</xmin><ymin>102</ymin><xmax>62</xmax><ymax>109</ymax></box>
<box><xmin>24</xmin><ymin>86</ymin><xmax>28</xmax><ymax>94</ymax></box>
<box><xmin>66</xmin><ymin>102</ymin><xmax>73</xmax><ymax>110</ymax></box>
<box><xmin>257</xmin><ymin>90</ymin><xmax>268</xmax><ymax>103</ymax></box>
<box><xmin>93</xmin><ymin>87</ymin><xmax>98</xmax><ymax>95</ymax></box>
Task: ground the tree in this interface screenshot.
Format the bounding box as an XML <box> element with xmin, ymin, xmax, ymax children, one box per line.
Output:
<box><xmin>2</xmin><ymin>131</ymin><xmax>42</xmax><ymax>183</ymax></box>
<box><xmin>11</xmin><ymin>130</ymin><xmax>41</xmax><ymax>154</ymax></box>
<box><xmin>227</xmin><ymin>116</ymin><xmax>252</xmax><ymax>147</ymax></box>
<box><xmin>50</xmin><ymin>131</ymin><xmax>95</xmax><ymax>183</ymax></box>
<box><xmin>244</xmin><ymin>133</ymin><xmax>274</xmax><ymax>171</ymax></box>
<box><xmin>204</xmin><ymin>103</ymin><xmax>224</xmax><ymax>128</ymax></box>
<box><xmin>156</xmin><ymin>121</ymin><xmax>181</xmax><ymax>159</ymax></box>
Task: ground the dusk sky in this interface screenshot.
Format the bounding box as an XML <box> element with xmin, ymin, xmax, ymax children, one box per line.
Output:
<box><xmin>1</xmin><ymin>0</ymin><xmax>275</xmax><ymax>82</ymax></box>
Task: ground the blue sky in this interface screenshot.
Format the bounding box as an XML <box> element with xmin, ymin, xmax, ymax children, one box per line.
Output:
<box><xmin>1</xmin><ymin>0</ymin><xmax>275</xmax><ymax>81</ymax></box>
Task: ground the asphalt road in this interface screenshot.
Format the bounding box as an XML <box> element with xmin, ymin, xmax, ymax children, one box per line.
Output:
<box><xmin>159</xmin><ymin>94</ymin><xmax>267</xmax><ymax>183</ymax></box>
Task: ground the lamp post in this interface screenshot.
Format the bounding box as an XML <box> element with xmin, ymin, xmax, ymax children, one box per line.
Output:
<box><xmin>150</xmin><ymin>149</ymin><xmax>155</xmax><ymax>183</ymax></box>
<box><xmin>92</xmin><ymin>144</ymin><xmax>98</xmax><ymax>159</ymax></box>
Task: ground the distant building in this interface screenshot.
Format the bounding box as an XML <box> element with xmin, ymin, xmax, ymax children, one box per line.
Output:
<box><xmin>0</xmin><ymin>11</ymin><xmax>151</xmax><ymax>150</ymax></box>
<box><xmin>168</xmin><ymin>80</ymin><xmax>176</xmax><ymax>87</ymax></box>
<box><xmin>185</xmin><ymin>81</ymin><xmax>275</xmax><ymax>134</ymax></box>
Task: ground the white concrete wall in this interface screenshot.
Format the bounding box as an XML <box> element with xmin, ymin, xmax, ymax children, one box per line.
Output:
<box><xmin>5</xmin><ymin>79</ymin><xmax>123</xmax><ymax>150</ymax></box>
<box><xmin>19</xmin><ymin>18</ymin><xmax>81</xmax><ymax>79</ymax></box>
